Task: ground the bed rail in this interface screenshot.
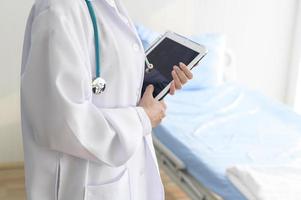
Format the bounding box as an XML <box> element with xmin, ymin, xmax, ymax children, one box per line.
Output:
<box><xmin>153</xmin><ymin>135</ymin><xmax>223</xmax><ymax>200</ymax></box>
<box><xmin>153</xmin><ymin>136</ymin><xmax>186</xmax><ymax>170</ymax></box>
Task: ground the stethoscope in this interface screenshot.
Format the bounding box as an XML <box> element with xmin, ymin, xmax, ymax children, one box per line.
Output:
<box><xmin>85</xmin><ymin>0</ymin><xmax>154</xmax><ymax>95</ymax></box>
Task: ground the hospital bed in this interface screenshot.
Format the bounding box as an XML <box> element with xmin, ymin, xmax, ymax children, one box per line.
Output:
<box><xmin>152</xmin><ymin>83</ymin><xmax>301</xmax><ymax>200</ymax></box>
<box><xmin>135</xmin><ymin>25</ymin><xmax>301</xmax><ymax>199</ymax></box>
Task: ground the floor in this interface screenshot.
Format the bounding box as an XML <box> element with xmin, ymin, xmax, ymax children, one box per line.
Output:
<box><xmin>0</xmin><ymin>167</ymin><xmax>190</xmax><ymax>200</ymax></box>
<box><xmin>160</xmin><ymin>169</ymin><xmax>191</xmax><ymax>200</ymax></box>
<box><xmin>0</xmin><ymin>168</ymin><xmax>25</xmax><ymax>200</ymax></box>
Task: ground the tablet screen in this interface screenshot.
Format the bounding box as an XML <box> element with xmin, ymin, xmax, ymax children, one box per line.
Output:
<box><xmin>141</xmin><ymin>37</ymin><xmax>200</xmax><ymax>99</ymax></box>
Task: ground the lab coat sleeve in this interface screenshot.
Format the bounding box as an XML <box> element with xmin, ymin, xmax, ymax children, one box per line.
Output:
<box><xmin>21</xmin><ymin>8</ymin><xmax>152</xmax><ymax>167</ymax></box>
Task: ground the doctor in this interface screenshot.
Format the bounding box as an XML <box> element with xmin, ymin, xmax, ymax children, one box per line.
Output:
<box><xmin>21</xmin><ymin>0</ymin><xmax>193</xmax><ymax>199</ymax></box>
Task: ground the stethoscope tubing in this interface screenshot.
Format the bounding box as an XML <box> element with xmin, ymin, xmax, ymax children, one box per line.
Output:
<box><xmin>85</xmin><ymin>0</ymin><xmax>153</xmax><ymax>95</ymax></box>
<box><xmin>85</xmin><ymin>0</ymin><xmax>101</xmax><ymax>78</ymax></box>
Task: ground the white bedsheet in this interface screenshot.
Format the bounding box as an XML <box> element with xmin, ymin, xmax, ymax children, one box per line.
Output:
<box><xmin>227</xmin><ymin>165</ymin><xmax>301</xmax><ymax>200</ymax></box>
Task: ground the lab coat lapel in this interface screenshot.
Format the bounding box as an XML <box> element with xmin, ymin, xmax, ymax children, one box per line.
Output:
<box><xmin>109</xmin><ymin>0</ymin><xmax>161</xmax><ymax>182</ymax></box>
<box><xmin>113</xmin><ymin>0</ymin><xmax>160</xmax><ymax>175</ymax></box>
<box><xmin>113</xmin><ymin>0</ymin><xmax>145</xmax><ymax>50</ymax></box>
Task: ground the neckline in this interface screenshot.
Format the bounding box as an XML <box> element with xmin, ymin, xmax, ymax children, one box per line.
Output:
<box><xmin>88</xmin><ymin>0</ymin><xmax>144</xmax><ymax>51</ymax></box>
<box><xmin>105</xmin><ymin>0</ymin><xmax>117</xmax><ymax>8</ymax></box>
<box><xmin>101</xmin><ymin>0</ymin><xmax>136</xmax><ymax>31</ymax></box>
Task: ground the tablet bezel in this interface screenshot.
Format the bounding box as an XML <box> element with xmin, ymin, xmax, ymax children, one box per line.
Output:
<box><xmin>145</xmin><ymin>31</ymin><xmax>208</xmax><ymax>100</ymax></box>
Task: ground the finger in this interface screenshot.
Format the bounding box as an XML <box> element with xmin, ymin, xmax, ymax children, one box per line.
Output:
<box><xmin>160</xmin><ymin>100</ymin><xmax>167</xmax><ymax>110</ymax></box>
<box><xmin>174</xmin><ymin>66</ymin><xmax>188</xmax><ymax>84</ymax></box>
<box><xmin>179</xmin><ymin>62</ymin><xmax>193</xmax><ymax>79</ymax></box>
<box><xmin>144</xmin><ymin>84</ymin><xmax>154</xmax><ymax>98</ymax></box>
<box><xmin>169</xmin><ymin>81</ymin><xmax>176</xmax><ymax>95</ymax></box>
<box><xmin>172</xmin><ymin>69</ymin><xmax>182</xmax><ymax>89</ymax></box>
<box><xmin>160</xmin><ymin>109</ymin><xmax>166</xmax><ymax>119</ymax></box>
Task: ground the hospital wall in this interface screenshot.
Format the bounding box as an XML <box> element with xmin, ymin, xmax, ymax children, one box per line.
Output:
<box><xmin>124</xmin><ymin>0</ymin><xmax>297</xmax><ymax>101</ymax></box>
<box><xmin>0</xmin><ymin>1</ymin><xmax>33</xmax><ymax>164</ymax></box>
<box><xmin>0</xmin><ymin>0</ymin><xmax>298</xmax><ymax>163</ymax></box>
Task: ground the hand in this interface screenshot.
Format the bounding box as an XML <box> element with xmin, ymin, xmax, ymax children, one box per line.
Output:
<box><xmin>169</xmin><ymin>62</ymin><xmax>193</xmax><ymax>95</ymax></box>
<box><xmin>138</xmin><ymin>85</ymin><xmax>167</xmax><ymax>128</ymax></box>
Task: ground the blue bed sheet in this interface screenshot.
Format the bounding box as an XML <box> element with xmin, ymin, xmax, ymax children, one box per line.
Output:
<box><xmin>153</xmin><ymin>83</ymin><xmax>301</xmax><ymax>200</ymax></box>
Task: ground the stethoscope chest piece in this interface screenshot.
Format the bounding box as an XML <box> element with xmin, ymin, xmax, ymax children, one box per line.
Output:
<box><xmin>145</xmin><ymin>57</ymin><xmax>154</xmax><ymax>73</ymax></box>
<box><xmin>145</xmin><ymin>63</ymin><xmax>154</xmax><ymax>73</ymax></box>
<box><xmin>92</xmin><ymin>77</ymin><xmax>106</xmax><ymax>94</ymax></box>
<box><xmin>85</xmin><ymin>0</ymin><xmax>150</xmax><ymax>95</ymax></box>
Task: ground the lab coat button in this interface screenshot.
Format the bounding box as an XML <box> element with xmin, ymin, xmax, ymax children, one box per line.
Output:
<box><xmin>133</xmin><ymin>43</ymin><xmax>140</xmax><ymax>52</ymax></box>
<box><xmin>86</xmin><ymin>192</ymin><xmax>93</xmax><ymax>198</ymax></box>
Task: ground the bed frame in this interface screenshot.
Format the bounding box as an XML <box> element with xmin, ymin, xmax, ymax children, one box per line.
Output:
<box><xmin>153</xmin><ymin>135</ymin><xmax>223</xmax><ymax>200</ymax></box>
<box><xmin>151</xmin><ymin>46</ymin><xmax>235</xmax><ymax>200</ymax></box>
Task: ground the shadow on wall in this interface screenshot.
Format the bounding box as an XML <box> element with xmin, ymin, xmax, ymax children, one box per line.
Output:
<box><xmin>0</xmin><ymin>92</ymin><xmax>24</xmax><ymax>163</ymax></box>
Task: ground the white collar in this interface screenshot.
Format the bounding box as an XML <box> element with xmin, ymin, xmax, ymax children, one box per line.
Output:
<box><xmin>105</xmin><ymin>0</ymin><xmax>117</xmax><ymax>9</ymax></box>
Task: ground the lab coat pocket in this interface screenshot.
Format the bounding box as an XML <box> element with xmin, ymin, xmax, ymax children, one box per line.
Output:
<box><xmin>85</xmin><ymin>168</ymin><xmax>131</xmax><ymax>200</ymax></box>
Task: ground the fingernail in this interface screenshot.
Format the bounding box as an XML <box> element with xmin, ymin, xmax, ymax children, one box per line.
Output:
<box><xmin>179</xmin><ymin>62</ymin><xmax>185</xmax><ymax>66</ymax></box>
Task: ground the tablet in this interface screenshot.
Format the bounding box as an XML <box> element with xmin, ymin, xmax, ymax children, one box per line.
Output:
<box><xmin>141</xmin><ymin>31</ymin><xmax>208</xmax><ymax>100</ymax></box>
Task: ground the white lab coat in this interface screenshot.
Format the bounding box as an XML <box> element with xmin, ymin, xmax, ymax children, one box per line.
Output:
<box><xmin>20</xmin><ymin>0</ymin><xmax>164</xmax><ymax>199</ymax></box>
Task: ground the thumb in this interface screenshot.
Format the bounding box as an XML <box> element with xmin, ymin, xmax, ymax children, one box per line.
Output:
<box><xmin>143</xmin><ymin>85</ymin><xmax>154</xmax><ymax>98</ymax></box>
